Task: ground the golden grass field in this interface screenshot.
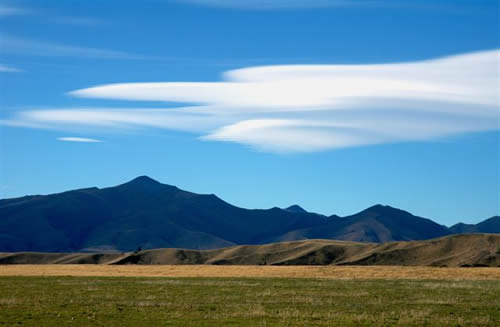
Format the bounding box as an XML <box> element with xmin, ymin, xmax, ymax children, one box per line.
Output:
<box><xmin>1</xmin><ymin>264</ymin><xmax>499</xmax><ymax>280</ymax></box>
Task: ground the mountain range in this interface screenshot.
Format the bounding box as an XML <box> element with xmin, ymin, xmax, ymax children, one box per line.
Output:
<box><xmin>0</xmin><ymin>176</ymin><xmax>498</xmax><ymax>252</ymax></box>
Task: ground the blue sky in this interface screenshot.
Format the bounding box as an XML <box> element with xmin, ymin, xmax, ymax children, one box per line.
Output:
<box><xmin>0</xmin><ymin>0</ymin><xmax>498</xmax><ymax>225</ymax></box>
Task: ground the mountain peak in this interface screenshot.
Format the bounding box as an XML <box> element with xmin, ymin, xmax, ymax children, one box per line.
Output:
<box><xmin>285</xmin><ymin>205</ymin><xmax>308</xmax><ymax>214</ymax></box>
<box><xmin>359</xmin><ymin>204</ymin><xmax>416</xmax><ymax>218</ymax></box>
<box><xmin>365</xmin><ymin>204</ymin><xmax>402</xmax><ymax>212</ymax></box>
<box><xmin>120</xmin><ymin>176</ymin><xmax>167</xmax><ymax>190</ymax></box>
<box><xmin>129</xmin><ymin>176</ymin><xmax>160</xmax><ymax>184</ymax></box>
<box><xmin>368</xmin><ymin>204</ymin><xmax>387</xmax><ymax>210</ymax></box>
<box><xmin>114</xmin><ymin>176</ymin><xmax>186</xmax><ymax>195</ymax></box>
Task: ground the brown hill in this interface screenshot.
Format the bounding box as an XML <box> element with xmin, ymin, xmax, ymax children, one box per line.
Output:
<box><xmin>1</xmin><ymin>234</ymin><xmax>498</xmax><ymax>267</ymax></box>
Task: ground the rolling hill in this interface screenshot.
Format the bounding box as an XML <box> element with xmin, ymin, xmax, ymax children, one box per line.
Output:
<box><xmin>0</xmin><ymin>176</ymin><xmax>497</xmax><ymax>252</ymax></box>
<box><xmin>1</xmin><ymin>234</ymin><xmax>498</xmax><ymax>267</ymax></box>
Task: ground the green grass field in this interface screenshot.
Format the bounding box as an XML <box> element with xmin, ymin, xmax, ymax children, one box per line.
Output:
<box><xmin>1</xmin><ymin>276</ymin><xmax>499</xmax><ymax>326</ymax></box>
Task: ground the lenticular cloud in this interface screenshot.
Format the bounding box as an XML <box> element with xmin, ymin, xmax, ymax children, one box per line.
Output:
<box><xmin>6</xmin><ymin>49</ymin><xmax>500</xmax><ymax>152</ymax></box>
<box><xmin>71</xmin><ymin>49</ymin><xmax>498</xmax><ymax>113</ymax></box>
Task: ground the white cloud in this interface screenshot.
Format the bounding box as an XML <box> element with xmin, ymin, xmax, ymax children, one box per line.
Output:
<box><xmin>57</xmin><ymin>137</ymin><xmax>102</xmax><ymax>143</ymax></box>
<box><xmin>0</xmin><ymin>35</ymin><xmax>154</xmax><ymax>60</ymax></box>
<box><xmin>0</xmin><ymin>64</ymin><xmax>20</xmax><ymax>72</ymax></box>
<box><xmin>71</xmin><ymin>50</ymin><xmax>499</xmax><ymax>116</ymax></box>
<box><xmin>5</xmin><ymin>49</ymin><xmax>500</xmax><ymax>153</ymax></box>
<box><xmin>202</xmin><ymin>119</ymin><xmax>381</xmax><ymax>152</ymax></box>
<box><xmin>176</xmin><ymin>0</ymin><xmax>381</xmax><ymax>9</ymax></box>
<box><xmin>202</xmin><ymin>113</ymin><xmax>497</xmax><ymax>152</ymax></box>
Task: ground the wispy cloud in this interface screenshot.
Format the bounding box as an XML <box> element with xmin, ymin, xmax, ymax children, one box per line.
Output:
<box><xmin>12</xmin><ymin>108</ymin><xmax>228</xmax><ymax>132</ymax></box>
<box><xmin>175</xmin><ymin>0</ymin><xmax>472</xmax><ymax>12</ymax></box>
<box><xmin>176</xmin><ymin>0</ymin><xmax>382</xmax><ymax>9</ymax></box>
<box><xmin>0</xmin><ymin>63</ymin><xmax>21</xmax><ymax>72</ymax></box>
<box><xmin>5</xmin><ymin>49</ymin><xmax>499</xmax><ymax>153</ymax></box>
<box><xmin>0</xmin><ymin>4</ymin><xmax>27</xmax><ymax>16</ymax></box>
<box><xmin>57</xmin><ymin>137</ymin><xmax>102</xmax><ymax>143</ymax></box>
<box><xmin>51</xmin><ymin>16</ymin><xmax>106</xmax><ymax>27</ymax></box>
<box><xmin>0</xmin><ymin>35</ymin><xmax>154</xmax><ymax>60</ymax></box>
<box><xmin>0</xmin><ymin>2</ymin><xmax>105</xmax><ymax>26</ymax></box>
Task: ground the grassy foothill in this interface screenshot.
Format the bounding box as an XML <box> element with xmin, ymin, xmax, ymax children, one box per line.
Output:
<box><xmin>0</xmin><ymin>276</ymin><xmax>499</xmax><ymax>326</ymax></box>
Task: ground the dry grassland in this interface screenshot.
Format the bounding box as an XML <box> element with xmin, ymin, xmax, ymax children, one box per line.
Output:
<box><xmin>1</xmin><ymin>264</ymin><xmax>499</xmax><ymax>280</ymax></box>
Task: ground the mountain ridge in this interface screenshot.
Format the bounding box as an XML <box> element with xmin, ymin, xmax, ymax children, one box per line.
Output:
<box><xmin>0</xmin><ymin>176</ymin><xmax>498</xmax><ymax>252</ymax></box>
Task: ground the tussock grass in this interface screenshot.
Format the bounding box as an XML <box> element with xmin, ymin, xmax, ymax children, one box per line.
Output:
<box><xmin>0</xmin><ymin>276</ymin><xmax>499</xmax><ymax>326</ymax></box>
<box><xmin>0</xmin><ymin>264</ymin><xmax>499</xmax><ymax>280</ymax></box>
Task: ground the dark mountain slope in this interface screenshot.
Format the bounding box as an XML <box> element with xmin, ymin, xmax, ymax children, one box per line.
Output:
<box><xmin>1</xmin><ymin>176</ymin><xmax>497</xmax><ymax>252</ymax></box>
<box><xmin>477</xmin><ymin>216</ymin><xmax>500</xmax><ymax>232</ymax></box>
<box><xmin>284</xmin><ymin>205</ymin><xmax>308</xmax><ymax>214</ymax></box>
<box><xmin>276</xmin><ymin>205</ymin><xmax>451</xmax><ymax>243</ymax></box>
<box><xmin>0</xmin><ymin>176</ymin><xmax>325</xmax><ymax>252</ymax></box>
<box><xmin>449</xmin><ymin>223</ymin><xmax>478</xmax><ymax>234</ymax></box>
<box><xmin>449</xmin><ymin>216</ymin><xmax>500</xmax><ymax>234</ymax></box>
